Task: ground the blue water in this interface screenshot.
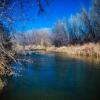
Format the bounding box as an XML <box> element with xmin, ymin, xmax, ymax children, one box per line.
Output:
<box><xmin>0</xmin><ymin>53</ymin><xmax>100</xmax><ymax>100</ymax></box>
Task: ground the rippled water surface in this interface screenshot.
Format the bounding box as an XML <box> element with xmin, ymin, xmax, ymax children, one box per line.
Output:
<box><xmin>0</xmin><ymin>53</ymin><xmax>100</xmax><ymax>100</ymax></box>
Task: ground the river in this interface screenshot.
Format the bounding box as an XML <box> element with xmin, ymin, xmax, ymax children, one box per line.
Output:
<box><xmin>0</xmin><ymin>53</ymin><xmax>100</xmax><ymax>100</ymax></box>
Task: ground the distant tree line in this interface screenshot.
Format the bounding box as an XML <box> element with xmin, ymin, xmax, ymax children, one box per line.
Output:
<box><xmin>51</xmin><ymin>0</ymin><xmax>100</xmax><ymax>46</ymax></box>
<box><xmin>14</xmin><ymin>29</ymin><xmax>51</xmax><ymax>47</ymax></box>
<box><xmin>14</xmin><ymin>0</ymin><xmax>100</xmax><ymax>47</ymax></box>
<box><xmin>0</xmin><ymin>0</ymin><xmax>50</xmax><ymax>50</ymax></box>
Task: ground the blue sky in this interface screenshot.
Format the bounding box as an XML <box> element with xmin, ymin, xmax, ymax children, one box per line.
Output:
<box><xmin>12</xmin><ymin>0</ymin><xmax>91</xmax><ymax>32</ymax></box>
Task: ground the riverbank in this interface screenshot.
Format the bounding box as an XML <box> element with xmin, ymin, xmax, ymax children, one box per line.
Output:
<box><xmin>15</xmin><ymin>43</ymin><xmax>100</xmax><ymax>58</ymax></box>
<box><xmin>0</xmin><ymin>59</ymin><xmax>6</xmax><ymax>91</ymax></box>
<box><xmin>0</xmin><ymin>50</ymin><xmax>15</xmax><ymax>91</ymax></box>
<box><xmin>47</xmin><ymin>43</ymin><xmax>100</xmax><ymax>57</ymax></box>
<box><xmin>1</xmin><ymin>50</ymin><xmax>100</xmax><ymax>100</ymax></box>
<box><xmin>0</xmin><ymin>59</ymin><xmax>11</xmax><ymax>91</ymax></box>
<box><xmin>0</xmin><ymin>79</ymin><xmax>4</xmax><ymax>91</ymax></box>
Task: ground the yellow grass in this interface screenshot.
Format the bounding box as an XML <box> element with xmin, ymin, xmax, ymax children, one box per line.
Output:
<box><xmin>15</xmin><ymin>43</ymin><xmax>100</xmax><ymax>58</ymax></box>
<box><xmin>0</xmin><ymin>50</ymin><xmax>15</xmax><ymax>76</ymax></box>
<box><xmin>47</xmin><ymin>43</ymin><xmax>100</xmax><ymax>57</ymax></box>
<box><xmin>0</xmin><ymin>58</ymin><xmax>10</xmax><ymax>76</ymax></box>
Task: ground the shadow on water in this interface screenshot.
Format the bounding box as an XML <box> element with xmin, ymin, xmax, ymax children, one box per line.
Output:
<box><xmin>0</xmin><ymin>52</ymin><xmax>100</xmax><ymax>100</ymax></box>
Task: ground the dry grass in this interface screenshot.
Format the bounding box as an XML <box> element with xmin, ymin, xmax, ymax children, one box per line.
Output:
<box><xmin>0</xmin><ymin>78</ymin><xmax>4</xmax><ymax>90</ymax></box>
<box><xmin>0</xmin><ymin>58</ymin><xmax>6</xmax><ymax>75</ymax></box>
<box><xmin>0</xmin><ymin>45</ymin><xmax>15</xmax><ymax>90</ymax></box>
<box><xmin>0</xmin><ymin>57</ymin><xmax>13</xmax><ymax>76</ymax></box>
<box><xmin>47</xmin><ymin>43</ymin><xmax>100</xmax><ymax>57</ymax></box>
<box><xmin>15</xmin><ymin>43</ymin><xmax>100</xmax><ymax>58</ymax></box>
<box><xmin>0</xmin><ymin>45</ymin><xmax>15</xmax><ymax>76</ymax></box>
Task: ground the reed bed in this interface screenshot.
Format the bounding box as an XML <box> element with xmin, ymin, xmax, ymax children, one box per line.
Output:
<box><xmin>48</xmin><ymin>43</ymin><xmax>100</xmax><ymax>58</ymax></box>
<box><xmin>15</xmin><ymin>43</ymin><xmax>100</xmax><ymax>58</ymax></box>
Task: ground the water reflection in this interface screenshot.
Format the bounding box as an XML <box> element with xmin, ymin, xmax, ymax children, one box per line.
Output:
<box><xmin>0</xmin><ymin>53</ymin><xmax>100</xmax><ymax>100</ymax></box>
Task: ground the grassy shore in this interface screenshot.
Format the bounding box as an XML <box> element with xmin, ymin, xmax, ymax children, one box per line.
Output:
<box><xmin>15</xmin><ymin>43</ymin><xmax>100</xmax><ymax>58</ymax></box>
<box><xmin>0</xmin><ymin>59</ymin><xmax>6</xmax><ymax>91</ymax></box>
<box><xmin>47</xmin><ymin>43</ymin><xmax>100</xmax><ymax>57</ymax></box>
<box><xmin>0</xmin><ymin>58</ymin><xmax>12</xmax><ymax>76</ymax></box>
<box><xmin>0</xmin><ymin>50</ymin><xmax>15</xmax><ymax>91</ymax></box>
<box><xmin>0</xmin><ymin>57</ymin><xmax>12</xmax><ymax>91</ymax></box>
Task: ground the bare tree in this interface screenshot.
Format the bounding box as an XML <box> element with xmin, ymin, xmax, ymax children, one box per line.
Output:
<box><xmin>51</xmin><ymin>19</ymin><xmax>69</xmax><ymax>47</ymax></box>
<box><xmin>79</xmin><ymin>7</ymin><xmax>95</xmax><ymax>42</ymax></box>
<box><xmin>31</xmin><ymin>29</ymin><xmax>51</xmax><ymax>46</ymax></box>
<box><xmin>91</xmin><ymin>0</ymin><xmax>100</xmax><ymax>42</ymax></box>
<box><xmin>68</xmin><ymin>15</ymin><xmax>82</xmax><ymax>44</ymax></box>
<box><xmin>14</xmin><ymin>29</ymin><xmax>51</xmax><ymax>47</ymax></box>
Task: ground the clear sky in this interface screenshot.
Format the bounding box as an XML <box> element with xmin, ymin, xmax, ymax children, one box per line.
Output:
<box><xmin>11</xmin><ymin>0</ymin><xmax>91</xmax><ymax>32</ymax></box>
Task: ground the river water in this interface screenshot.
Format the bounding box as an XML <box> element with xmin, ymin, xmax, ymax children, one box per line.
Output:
<box><xmin>0</xmin><ymin>53</ymin><xmax>100</xmax><ymax>100</ymax></box>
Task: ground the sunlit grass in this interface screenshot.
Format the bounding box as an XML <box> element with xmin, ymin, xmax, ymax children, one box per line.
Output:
<box><xmin>15</xmin><ymin>43</ymin><xmax>100</xmax><ymax>58</ymax></box>
<box><xmin>49</xmin><ymin>43</ymin><xmax>100</xmax><ymax>58</ymax></box>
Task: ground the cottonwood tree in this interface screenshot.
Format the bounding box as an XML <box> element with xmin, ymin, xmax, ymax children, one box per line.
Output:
<box><xmin>91</xmin><ymin>0</ymin><xmax>100</xmax><ymax>42</ymax></box>
<box><xmin>68</xmin><ymin>15</ymin><xmax>82</xmax><ymax>44</ymax></box>
<box><xmin>14</xmin><ymin>29</ymin><xmax>51</xmax><ymax>47</ymax></box>
<box><xmin>52</xmin><ymin>19</ymin><xmax>69</xmax><ymax>47</ymax></box>
<box><xmin>31</xmin><ymin>29</ymin><xmax>51</xmax><ymax>46</ymax></box>
<box><xmin>68</xmin><ymin>5</ymin><xmax>99</xmax><ymax>44</ymax></box>
<box><xmin>78</xmin><ymin>8</ymin><xmax>95</xmax><ymax>42</ymax></box>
